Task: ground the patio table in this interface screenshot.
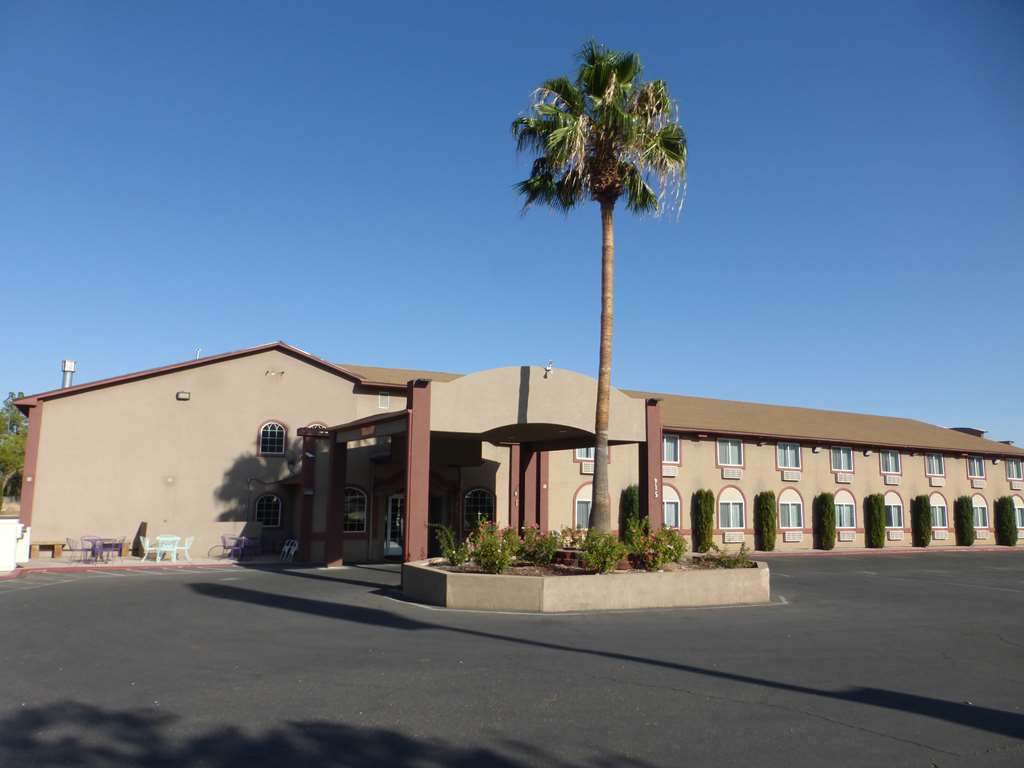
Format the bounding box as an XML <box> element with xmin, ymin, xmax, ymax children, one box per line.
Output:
<box><xmin>155</xmin><ymin>535</ymin><xmax>181</xmax><ymax>562</ymax></box>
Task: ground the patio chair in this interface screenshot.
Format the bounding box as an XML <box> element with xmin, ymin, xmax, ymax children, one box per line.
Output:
<box><xmin>221</xmin><ymin>534</ymin><xmax>244</xmax><ymax>560</ymax></box>
<box><xmin>280</xmin><ymin>539</ymin><xmax>298</xmax><ymax>562</ymax></box>
<box><xmin>80</xmin><ymin>536</ymin><xmax>102</xmax><ymax>563</ymax></box>
<box><xmin>139</xmin><ymin>537</ymin><xmax>157</xmax><ymax>561</ymax></box>
<box><xmin>175</xmin><ymin>536</ymin><xmax>194</xmax><ymax>562</ymax></box>
<box><xmin>64</xmin><ymin>537</ymin><xmax>91</xmax><ymax>563</ymax></box>
<box><xmin>155</xmin><ymin>535</ymin><xmax>180</xmax><ymax>562</ymax></box>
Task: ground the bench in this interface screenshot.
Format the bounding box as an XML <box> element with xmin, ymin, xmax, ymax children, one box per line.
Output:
<box><xmin>30</xmin><ymin>540</ymin><xmax>65</xmax><ymax>559</ymax></box>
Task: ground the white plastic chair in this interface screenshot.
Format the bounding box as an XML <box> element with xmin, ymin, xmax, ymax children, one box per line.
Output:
<box><xmin>280</xmin><ymin>539</ymin><xmax>298</xmax><ymax>562</ymax></box>
<box><xmin>139</xmin><ymin>537</ymin><xmax>157</xmax><ymax>561</ymax></box>
<box><xmin>175</xmin><ymin>536</ymin><xmax>194</xmax><ymax>562</ymax></box>
<box><xmin>155</xmin><ymin>535</ymin><xmax>180</xmax><ymax>562</ymax></box>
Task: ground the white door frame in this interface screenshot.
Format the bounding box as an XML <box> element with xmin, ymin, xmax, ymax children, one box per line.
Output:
<box><xmin>385</xmin><ymin>494</ymin><xmax>405</xmax><ymax>558</ymax></box>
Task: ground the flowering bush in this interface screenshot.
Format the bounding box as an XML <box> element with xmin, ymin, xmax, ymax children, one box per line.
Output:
<box><xmin>559</xmin><ymin>526</ymin><xmax>588</xmax><ymax>550</ymax></box>
<box><xmin>582</xmin><ymin>531</ymin><xmax>627</xmax><ymax>573</ymax></box>
<box><xmin>624</xmin><ymin>516</ymin><xmax>687</xmax><ymax>570</ymax></box>
<box><xmin>521</xmin><ymin>525</ymin><xmax>561</xmax><ymax>565</ymax></box>
<box><xmin>431</xmin><ymin>524</ymin><xmax>470</xmax><ymax>567</ymax></box>
<box><xmin>473</xmin><ymin>523</ymin><xmax>517</xmax><ymax>574</ymax></box>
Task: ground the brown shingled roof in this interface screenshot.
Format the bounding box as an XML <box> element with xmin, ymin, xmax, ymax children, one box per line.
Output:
<box><xmin>337</xmin><ymin>363</ymin><xmax>463</xmax><ymax>386</ymax></box>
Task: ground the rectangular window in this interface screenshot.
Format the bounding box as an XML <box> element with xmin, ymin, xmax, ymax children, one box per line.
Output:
<box><xmin>885</xmin><ymin>504</ymin><xmax>903</xmax><ymax>528</ymax></box>
<box><xmin>777</xmin><ymin>442</ymin><xmax>801</xmax><ymax>470</ymax></box>
<box><xmin>831</xmin><ymin>447</ymin><xmax>854</xmax><ymax>472</ymax></box>
<box><xmin>973</xmin><ymin>504</ymin><xmax>988</xmax><ymax>528</ymax></box>
<box><xmin>967</xmin><ymin>456</ymin><xmax>986</xmax><ymax>479</ymax></box>
<box><xmin>880</xmin><ymin>450</ymin><xmax>901</xmax><ymax>474</ymax></box>
<box><xmin>378</xmin><ymin>392</ymin><xmax>391</xmax><ymax>410</ymax></box>
<box><xmin>930</xmin><ymin>505</ymin><xmax>948</xmax><ymax>528</ymax></box>
<box><xmin>926</xmin><ymin>454</ymin><xmax>945</xmax><ymax>476</ymax></box>
<box><xmin>663</xmin><ymin>501</ymin><xmax>680</xmax><ymax>528</ymax></box>
<box><xmin>717</xmin><ymin>439</ymin><xmax>743</xmax><ymax>467</ymax></box>
<box><xmin>836</xmin><ymin>504</ymin><xmax>856</xmax><ymax>528</ymax></box>
<box><xmin>575</xmin><ymin>500</ymin><xmax>592</xmax><ymax>529</ymax></box>
<box><xmin>1007</xmin><ymin>459</ymin><xmax>1023</xmax><ymax>481</ymax></box>
<box><xmin>575</xmin><ymin>447</ymin><xmax>595</xmax><ymax>461</ymax></box>
<box><xmin>662</xmin><ymin>434</ymin><xmax>680</xmax><ymax>464</ymax></box>
<box><xmin>719</xmin><ymin>501</ymin><xmax>744</xmax><ymax>529</ymax></box>
<box><xmin>779</xmin><ymin>502</ymin><xmax>803</xmax><ymax>529</ymax></box>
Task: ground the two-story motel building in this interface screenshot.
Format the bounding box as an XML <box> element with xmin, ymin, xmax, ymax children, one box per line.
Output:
<box><xmin>14</xmin><ymin>342</ymin><xmax>1024</xmax><ymax>563</ymax></box>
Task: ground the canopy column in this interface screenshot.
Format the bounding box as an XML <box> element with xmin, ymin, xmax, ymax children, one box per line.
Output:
<box><xmin>639</xmin><ymin>398</ymin><xmax>663</xmax><ymax>532</ymax></box>
<box><xmin>403</xmin><ymin>379</ymin><xmax>431</xmax><ymax>562</ymax></box>
<box><xmin>518</xmin><ymin>445</ymin><xmax>550</xmax><ymax>533</ymax></box>
<box><xmin>324</xmin><ymin>439</ymin><xmax>347</xmax><ymax>566</ymax></box>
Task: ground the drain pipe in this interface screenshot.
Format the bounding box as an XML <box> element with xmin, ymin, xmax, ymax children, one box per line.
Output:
<box><xmin>60</xmin><ymin>360</ymin><xmax>76</xmax><ymax>389</ymax></box>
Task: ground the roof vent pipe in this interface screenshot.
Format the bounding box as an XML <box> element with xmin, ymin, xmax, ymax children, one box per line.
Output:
<box><xmin>61</xmin><ymin>359</ymin><xmax>76</xmax><ymax>388</ymax></box>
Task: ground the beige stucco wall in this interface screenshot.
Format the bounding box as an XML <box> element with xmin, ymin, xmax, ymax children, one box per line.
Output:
<box><xmin>547</xmin><ymin>443</ymin><xmax>640</xmax><ymax>532</ymax></box>
<box><xmin>31</xmin><ymin>350</ymin><xmax>367</xmax><ymax>557</ymax></box>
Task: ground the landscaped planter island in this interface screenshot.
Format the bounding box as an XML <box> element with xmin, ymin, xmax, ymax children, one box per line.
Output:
<box><xmin>402</xmin><ymin>557</ymin><xmax>771</xmax><ymax>612</ymax></box>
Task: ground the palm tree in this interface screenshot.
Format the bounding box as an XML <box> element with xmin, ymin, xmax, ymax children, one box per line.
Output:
<box><xmin>512</xmin><ymin>42</ymin><xmax>688</xmax><ymax>532</ymax></box>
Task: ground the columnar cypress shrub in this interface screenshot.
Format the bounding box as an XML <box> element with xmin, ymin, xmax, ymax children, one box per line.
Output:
<box><xmin>994</xmin><ymin>497</ymin><xmax>1018</xmax><ymax>547</ymax></box>
<box><xmin>691</xmin><ymin>489</ymin><xmax>715</xmax><ymax>553</ymax></box>
<box><xmin>754</xmin><ymin>491</ymin><xmax>777</xmax><ymax>551</ymax></box>
<box><xmin>910</xmin><ymin>495</ymin><xmax>932</xmax><ymax>548</ymax></box>
<box><xmin>813</xmin><ymin>493</ymin><xmax>836</xmax><ymax>550</ymax></box>
<box><xmin>619</xmin><ymin>484</ymin><xmax>640</xmax><ymax>532</ymax></box>
<box><xmin>954</xmin><ymin>496</ymin><xmax>976</xmax><ymax>546</ymax></box>
<box><xmin>864</xmin><ymin>494</ymin><xmax>886</xmax><ymax>548</ymax></box>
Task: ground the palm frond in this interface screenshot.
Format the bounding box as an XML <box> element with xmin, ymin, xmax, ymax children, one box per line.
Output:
<box><xmin>621</xmin><ymin>163</ymin><xmax>659</xmax><ymax>214</ymax></box>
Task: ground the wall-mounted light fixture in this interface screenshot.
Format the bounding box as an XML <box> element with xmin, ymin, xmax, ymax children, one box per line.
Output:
<box><xmin>863</xmin><ymin>449</ymin><xmax>873</xmax><ymax>457</ymax></box>
<box><xmin>176</xmin><ymin>391</ymin><xmax>191</xmax><ymax>401</ymax></box>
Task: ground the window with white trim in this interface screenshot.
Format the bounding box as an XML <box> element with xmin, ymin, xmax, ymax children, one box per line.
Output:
<box><xmin>343</xmin><ymin>487</ymin><xmax>367</xmax><ymax>533</ymax></box>
<box><xmin>1007</xmin><ymin>458</ymin><xmax>1023</xmax><ymax>481</ymax></box>
<box><xmin>259</xmin><ymin>422</ymin><xmax>286</xmax><ymax>455</ymax></box>
<box><xmin>463</xmin><ymin>488</ymin><xmax>495</xmax><ymax>530</ymax></box>
<box><xmin>835</xmin><ymin>491</ymin><xmax>856</xmax><ymax>529</ymax></box>
<box><xmin>662</xmin><ymin>434</ymin><xmax>680</xmax><ymax>464</ymax></box>
<box><xmin>575</xmin><ymin>447</ymin><xmax>595</xmax><ymax>461</ymax></box>
<box><xmin>378</xmin><ymin>392</ymin><xmax>391</xmax><ymax>409</ymax></box>
<box><xmin>880</xmin><ymin>450</ymin><xmax>901</xmax><ymax>474</ymax></box>
<box><xmin>573</xmin><ymin>484</ymin><xmax>592</xmax><ymax>529</ymax></box>
<box><xmin>777</xmin><ymin>442</ymin><xmax>801</xmax><ymax>470</ymax></box>
<box><xmin>967</xmin><ymin>456</ymin><xmax>986</xmax><ymax>479</ymax></box>
<box><xmin>972</xmin><ymin>495</ymin><xmax>988</xmax><ymax>528</ymax></box>
<box><xmin>718</xmin><ymin>487</ymin><xmax>744</xmax><ymax>529</ymax></box>
<box><xmin>255</xmin><ymin>495</ymin><xmax>282</xmax><ymax>528</ymax></box>
<box><xmin>663</xmin><ymin>486</ymin><xmax>681</xmax><ymax>528</ymax></box>
<box><xmin>884</xmin><ymin>492</ymin><xmax>903</xmax><ymax>528</ymax></box>
<box><xmin>717</xmin><ymin>439</ymin><xmax>743</xmax><ymax>466</ymax></box>
<box><xmin>926</xmin><ymin>453</ymin><xmax>945</xmax><ymax>476</ymax></box>
<box><xmin>778</xmin><ymin>489</ymin><xmax>802</xmax><ymax>529</ymax></box>
<box><xmin>831</xmin><ymin>447</ymin><xmax>853</xmax><ymax>472</ymax></box>
<box><xmin>1014</xmin><ymin>496</ymin><xmax>1024</xmax><ymax>529</ymax></box>
<box><xmin>929</xmin><ymin>493</ymin><xmax>947</xmax><ymax>528</ymax></box>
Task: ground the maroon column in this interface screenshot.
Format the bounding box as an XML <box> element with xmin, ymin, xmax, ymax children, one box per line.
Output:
<box><xmin>404</xmin><ymin>379</ymin><xmax>431</xmax><ymax>562</ymax></box>
<box><xmin>639</xmin><ymin>399</ymin><xmax>663</xmax><ymax>532</ymax></box>
<box><xmin>508</xmin><ymin>443</ymin><xmax>521</xmax><ymax>530</ymax></box>
<box><xmin>298</xmin><ymin>433</ymin><xmax>317</xmax><ymax>562</ymax></box>
<box><xmin>324</xmin><ymin>439</ymin><xmax>347</xmax><ymax>566</ymax></box>
<box><xmin>518</xmin><ymin>446</ymin><xmax>549</xmax><ymax>532</ymax></box>
<box><xmin>538</xmin><ymin>450</ymin><xmax>550</xmax><ymax>533</ymax></box>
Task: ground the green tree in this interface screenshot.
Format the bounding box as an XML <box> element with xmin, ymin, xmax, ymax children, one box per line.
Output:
<box><xmin>0</xmin><ymin>393</ymin><xmax>27</xmax><ymax>514</ymax></box>
<box><xmin>513</xmin><ymin>42</ymin><xmax>688</xmax><ymax>531</ymax></box>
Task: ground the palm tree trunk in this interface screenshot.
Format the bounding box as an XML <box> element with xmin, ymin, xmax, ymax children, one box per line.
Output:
<box><xmin>590</xmin><ymin>198</ymin><xmax>615</xmax><ymax>532</ymax></box>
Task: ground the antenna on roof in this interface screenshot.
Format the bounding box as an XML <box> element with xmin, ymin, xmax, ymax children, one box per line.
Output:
<box><xmin>194</xmin><ymin>347</ymin><xmax>202</xmax><ymax>360</ymax></box>
<box><xmin>544</xmin><ymin>361</ymin><xmax>553</xmax><ymax>379</ymax></box>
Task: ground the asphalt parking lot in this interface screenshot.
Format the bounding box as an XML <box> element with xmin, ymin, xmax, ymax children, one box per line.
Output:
<box><xmin>1</xmin><ymin>551</ymin><xmax>1022</xmax><ymax>767</ymax></box>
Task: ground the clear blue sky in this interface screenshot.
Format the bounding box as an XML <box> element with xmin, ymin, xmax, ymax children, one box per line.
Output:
<box><xmin>3</xmin><ymin>2</ymin><xmax>1022</xmax><ymax>439</ymax></box>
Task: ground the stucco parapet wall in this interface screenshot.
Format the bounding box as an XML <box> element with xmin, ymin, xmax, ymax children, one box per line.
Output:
<box><xmin>402</xmin><ymin>559</ymin><xmax>770</xmax><ymax>613</ymax></box>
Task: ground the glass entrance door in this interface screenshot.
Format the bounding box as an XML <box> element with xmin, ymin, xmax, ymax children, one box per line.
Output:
<box><xmin>385</xmin><ymin>494</ymin><xmax>405</xmax><ymax>558</ymax></box>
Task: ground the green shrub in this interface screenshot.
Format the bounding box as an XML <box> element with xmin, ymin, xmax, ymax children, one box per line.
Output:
<box><xmin>754</xmin><ymin>491</ymin><xmax>777</xmax><ymax>551</ymax></box>
<box><xmin>695</xmin><ymin>543</ymin><xmax>753</xmax><ymax>569</ymax></box>
<box><xmin>910</xmin><ymin>495</ymin><xmax>932</xmax><ymax>548</ymax></box>
<box><xmin>624</xmin><ymin>516</ymin><xmax>688</xmax><ymax>570</ymax></box>
<box><xmin>865</xmin><ymin>494</ymin><xmax>886</xmax><ymax>548</ymax></box>
<box><xmin>624</xmin><ymin>514</ymin><xmax>648</xmax><ymax>557</ymax></box>
<box><xmin>619</xmin><ymin>484</ymin><xmax>640</xmax><ymax>532</ymax></box>
<box><xmin>431</xmin><ymin>524</ymin><xmax>471</xmax><ymax>566</ymax></box>
<box><xmin>473</xmin><ymin>524</ymin><xmax>516</xmax><ymax>574</ymax></box>
<box><xmin>994</xmin><ymin>497</ymin><xmax>1019</xmax><ymax>547</ymax></box>
<box><xmin>691</xmin><ymin>489</ymin><xmax>715</xmax><ymax>553</ymax></box>
<box><xmin>954</xmin><ymin>496</ymin><xmax>976</xmax><ymax>546</ymax></box>
<box><xmin>581</xmin><ymin>531</ymin><xmax>627</xmax><ymax>573</ymax></box>
<box><xmin>813</xmin><ymin>493</ymin><xmax>836</xmax><ymax>550</ymax></box>
<box><xmin>520</xmin><ymin>526</ymin><xmax>561</xmax><ymax>565</ymax></box>
<box><xmin>650</xmin><ymin>528</ymin><xmax>688</xmax><ymax>567</ymax></box>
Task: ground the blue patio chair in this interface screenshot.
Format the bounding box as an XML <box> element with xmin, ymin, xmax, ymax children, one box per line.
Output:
<box><xmin>139</xmin><ymin>537</ymin><xmax>157</xmax><ymax>561</ymax></box>
<box><xmin>280</xmin><ymin>539</ymin><xmax>298</xmax><ymax>562</ymax></box>
<box><xmin>155</xmin><ymin>535</ymin><xmax>180</xmax><ymax>562</ymax></box>
<box><xmin>175</xmin><ymin>536</ymin><xmax>194</xmax><ymax>562</ymax></box>
<box><xmin>221</xmin><ymin>535</ymin><xmax>244</xmax><ymax>560</ymax></box>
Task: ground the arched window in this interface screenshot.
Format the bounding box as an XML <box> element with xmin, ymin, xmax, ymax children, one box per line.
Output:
<box><xmin>835</xmin><ymin>490</ymin><xmax>856</xmax><ymax>529</ymax></box>
<box><xmin>971</xmin><ymin>494</ymin><xmax>988</xmax><ymax>529</ymax></box>
<box><xmin>463</xmin><ymin>488</ymin><xmax>495</xmax><ymax>530</ymax></box>
<box><xmin>344</xmin><ymin>487</ymin><xmax>367</xmax><ymax>533</ymax></box>
<box><xmin>259</xmin><ymin>422</ymin><xmax>286</xmax><ymax>455</ymax></box>
<box><xmin>1013</xmin><ymin>496</ymin><xmax>1024</xmax><ymax>530</ymax></box>
<box><xmin>663</xmin><ymin>485</ymin><xmax>681</xmax><ymax>529</ymax></box>
<box><xmin>718</xmin><ymin>487</ymin><xmax>745</xmax><ymax>530</ymax></box>
<box><xmin>884</xmin><ymin>492</ymin><xmax>903</xmax><ymax>529</ymax></box>
<box><xmin>573</xmin><ymin>484</ymin><xmax>592</xmax><ymax>529</ymax></box>
<box><xmin>779</xmin><ymin>488</ymin><xmax>803</xmax><ymax>529</ymax></box>
<box><xmin>929</xmin><ymin>492</ymin><xmax>948</xmax><ymax>529</ymax></box>
<box><xmin>255</xmin><ymin>495</ymin><xmax>282</xmax><ymax>528</ymax></box>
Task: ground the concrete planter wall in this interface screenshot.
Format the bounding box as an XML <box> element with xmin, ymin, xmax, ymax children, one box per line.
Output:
<box><xmin>402</xmin><ymin>559</ymin><xmax>770</xmax><ymax>613</ymax></box>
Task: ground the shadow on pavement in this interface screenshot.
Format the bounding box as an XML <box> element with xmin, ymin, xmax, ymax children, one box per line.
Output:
<box><xmin>189</xmin><ymin>581</ymin><xmax>1024</xmax><ymax>742</ymax></box>
<box><xmin>0</xmin><ymin>701</ymin><xmax>652</xmax><ymax>768</ymax></box>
